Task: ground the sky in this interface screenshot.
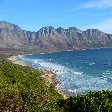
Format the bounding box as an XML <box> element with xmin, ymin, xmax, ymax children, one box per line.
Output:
<box><xmin>0</xmin><ymin>0</ymin><xmax>112</xmax><ymax>33</ymax></box>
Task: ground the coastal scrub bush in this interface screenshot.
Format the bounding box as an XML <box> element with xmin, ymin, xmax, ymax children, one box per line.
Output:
<box><xmin>58</xmin><ymin>90</ymin><xmax>112</xmax><ymax>112</ymax></box>
<box><xmin>0</xmin><ymin>57</ymin><xmax>62</xmax><ymax>112</ymax></box>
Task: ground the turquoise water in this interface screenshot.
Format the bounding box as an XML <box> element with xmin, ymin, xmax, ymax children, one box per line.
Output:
<box><xmin>18</xmin><ymin>48</ymin><xmax>112</xmax><ymax>95</ymax></box>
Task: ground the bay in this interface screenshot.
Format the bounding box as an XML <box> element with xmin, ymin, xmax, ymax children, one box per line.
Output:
<box><xmin>18</xmin><ymin>48</ymin><xmax>112</xmax><ymax>95</ymax></box>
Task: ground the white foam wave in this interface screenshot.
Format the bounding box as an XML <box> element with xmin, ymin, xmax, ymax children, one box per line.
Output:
<box><xmin>18</xmin><ymin>55</ymin><xmax>23</xmax><ymax>59</ymax></box>
<box><xmin>32</xmin><ymin>59</ymin><xmax>67</xmax><ymax>74</ymax></box>
<box><xmin>30</xmin><ymin>59</ymin><xmax>84</xmax><ymax>90</ymax></box>
<box><xmin>68</xmin><ymin>89</ymin><xmax>77</xmax><ymax>93</ymax></box>
<box><xmin>32</xmin><ymin>58</ymin><xmax>112</xmax><ymax>93</ymax></box>
<box><xmin>83</xmin><ymin>62</ymin><xmax>88</xmax><ymax>64</ymax></box>
<box><xmin>20</xmin><ymin>57</ymin><xmax>112</xmax><ymax>94</ymax></box>
<box><xmin>49</xmin><ymin>59</ymin><xmax>52</xmax><ymax>61</ymax></box>
<box><xmin>40</xmin><ymin>53</ymin><xmax>45</xmax><ymax>54</ymax></box>
<box><xmin>28</xmin><ymin>54</ymin><xmax>32</xmax><ymax>55</ymax></box>
<box><xmin>89</xmin><ymin>62</ymin><xmax>95</xmax><ymax>66</ymax></box>
<box><xmin>17</xmin><ymin>55</ymin><xmax>24</xmax><ymax>61</ymax></box>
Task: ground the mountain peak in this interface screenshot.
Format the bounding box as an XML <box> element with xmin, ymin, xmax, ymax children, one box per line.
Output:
<box><xmin>68</xmin><ymin>27</ymin><xmax>78</xmax><ymax>30</ymax></box>
<box><xmin>38</xmin><ymin>26</ymin><xmax>59</xmax><ymax>37</ymax></box>
<box><xmin>0</xmin><ymin>21</ymin><xmax>21</xmax><ymax>31</ymax></box>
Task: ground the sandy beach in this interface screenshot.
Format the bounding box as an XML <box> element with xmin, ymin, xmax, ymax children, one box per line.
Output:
<box><xmin>8</xmin><ymin>56</ymin><xmax>27</xmax><ymax>66</ymax></box>
<box><xmin>8</xmin><ymin>56</ymin><xmax>68</xmax><ymax>99</ymax></box>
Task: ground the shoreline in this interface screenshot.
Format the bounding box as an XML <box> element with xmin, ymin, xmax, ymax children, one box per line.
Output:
<box><xmin>8</xmin><ymin>56</ymin><xmax>27</xmax><ymax>66</ymax></box>
<box><xmin>42</xmin><ymin>70</ymin><xmax>69</xmax><ymax>99</ymax></box>
<box><xmin>8</xmin><ymin>55</ymin><xmax>69</xmax><ymax>99</ymax></box>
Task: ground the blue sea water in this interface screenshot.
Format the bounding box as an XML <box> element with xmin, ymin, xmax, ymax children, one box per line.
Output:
<box><xmin>18</xmin><ymin>48</ymin><xmax>112</xmax><ymax>95</ymax></box>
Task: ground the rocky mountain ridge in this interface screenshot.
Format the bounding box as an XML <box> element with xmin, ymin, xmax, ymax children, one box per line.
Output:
<box><xmin>0</xmin><ymin>21</ymin><xmax>112</xmax><ymax>52</ymax></box>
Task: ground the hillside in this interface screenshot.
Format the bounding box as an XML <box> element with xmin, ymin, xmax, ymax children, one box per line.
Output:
<box><xmin>0</xmin><ymin>21</ymin><xmax>112</xmax><ymax>52</ymax></box>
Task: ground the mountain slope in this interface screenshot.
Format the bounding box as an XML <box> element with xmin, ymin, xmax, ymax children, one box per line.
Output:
<box><xmin>0</xmin><ymin>21</ymin><xmax>112</xmax><ymax>52</ymax></box>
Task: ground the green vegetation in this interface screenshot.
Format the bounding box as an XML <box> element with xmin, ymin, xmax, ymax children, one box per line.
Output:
<box><xmin>0</xmin><ymin>56</ymin><xmax>112</xmax><ymax>112</ymax></box>
<box><xmin>58</xmin><ymin>90</ymin><xmax>112</xmax><ymax>112</ymax></box>
<box><xmin>0</xmin><ymin>57</ymin><xmax>63</xmax><ymax>112</ymax></box>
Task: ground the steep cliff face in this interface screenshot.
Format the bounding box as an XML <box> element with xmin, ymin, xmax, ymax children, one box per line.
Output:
<box><xmin>0</xmin><ymin>21</ymin><xmax>112</xmax><ymax>52</ymax></box>
<box><xmin>0</xmin><ymin>21</ymin><xmax>27</xmax><ymax>49</ymax></box>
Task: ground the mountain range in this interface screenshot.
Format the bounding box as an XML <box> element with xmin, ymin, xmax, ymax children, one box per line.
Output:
<box><xmin>0</xmin><ymin>21</ymin><xmax>112</xmax><ymax>52</ymax></box>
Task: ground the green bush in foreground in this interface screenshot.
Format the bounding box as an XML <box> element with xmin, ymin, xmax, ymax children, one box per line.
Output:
<box><xmin>0</xmin><ymin>57</ymin><xmax>112</xmax><ymax>112</ymax></box>
<box><xmin>58</xmin><ymin>90</ymin><xmax>112</xmax><ymax>112</ymax></box>
<box><xmin>0</xmin><ymin>57</ymin><xmax>63</xmax><ymax>112</ymax></box>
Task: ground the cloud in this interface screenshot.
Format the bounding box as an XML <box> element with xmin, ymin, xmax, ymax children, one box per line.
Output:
<box><xmin>67</xmin><ymin>0</ymin><xmax>112</xmax><ymax>11</ymax></box>
<box><xmin>81</xmin><ymin>18</ymin><xmax>112</xmax><ymax>33</ymax></box>
<box><xmin>81</xmin><ymin>0</ymin><xmax>112</xmax><ymax>9</ymax></box>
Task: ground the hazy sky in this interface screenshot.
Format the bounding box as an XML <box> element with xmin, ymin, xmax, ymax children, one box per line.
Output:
<box><xmin>0</xmin><ymin>0</ymin><xmax>112</xmax><ymax>33</ymax></box>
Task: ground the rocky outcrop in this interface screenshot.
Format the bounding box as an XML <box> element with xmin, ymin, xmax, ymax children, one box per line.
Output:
<box><xmin>0</xmin><ymin>21</ymin><xmax>112</xmax><ymax>52</ymax></box>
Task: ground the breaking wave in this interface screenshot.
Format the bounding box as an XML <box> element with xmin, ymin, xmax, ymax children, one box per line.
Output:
<box><xmin>18</xmin><ymin>48</ymin><xmax>112</xmax><ymax>95</ymax></box>
<box><xmin>18</xmin><ymin>57</ymin><xmax>112</xmax><ymax>95</ymax></box>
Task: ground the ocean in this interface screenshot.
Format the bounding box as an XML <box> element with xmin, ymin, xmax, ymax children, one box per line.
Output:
<box><xmin>17</xmin><ymin>48</ymin><xmax>112</xmax><ymax>95</ymax></box>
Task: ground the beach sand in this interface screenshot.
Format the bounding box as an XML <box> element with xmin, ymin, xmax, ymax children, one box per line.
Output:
<box><xmin>8</xmin><ymin>56</ymin><xmax>68</xmax><ymax>99</ymax></box>
<box><xmin>8</xmin><ymin>56</ymin><xmax>27</xmax><ymax>66</ymax></box>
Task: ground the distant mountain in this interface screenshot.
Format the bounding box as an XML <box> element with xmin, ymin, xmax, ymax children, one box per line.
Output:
<box><xmin>0</xmin><ymin>21</ymin><xmax>112</xmax><ymax>52</ymax></box>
